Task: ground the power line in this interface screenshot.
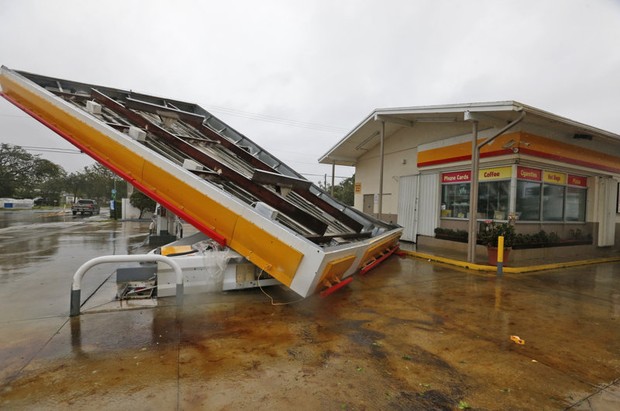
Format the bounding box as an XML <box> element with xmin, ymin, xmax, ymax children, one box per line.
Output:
<box><xmin>280</xmin><ymin>159</ymin><xmax>326</xmax><ymax>166</ymax></box>
<box><xmin>299</xmin><ymin>173</ymin><xmax>351</xmax><ymax>179</ymax></box>
<box><xmin>0</xmin><ymin>113</ymin><xmax>31</xmax><ymax>118</ymax></box>
<box><xmin>205</xmin><ymin>105</ymin><xmax>348</xmax><ymax>134</ymax></box>
<box><xmin>15</xmin><ymin>143</ymin><xmax>347</xmax><ymax>172</ymax></box>
<box><xmin>17</xmin><ymin>144</ymin><xmax>350</xmax><ymax>173</ymax></box>
<box><xmin>3</xmin><ymin>107</ymin><xmax>348</xmax><ymax>139</ymax></box>
<box><xmin>3</xmin><ymin>96</ymin><xmax>350</xmax><ymax>133</ymax></box>
<box><xmin>19</xmin><ymin>145</ymin><xmax>83</xmax><ymax>155</ymax></box>
<box><xmin>2</xmin><ymin>107</ymin><xmax>348</xmax><ymax>133</ymax></box>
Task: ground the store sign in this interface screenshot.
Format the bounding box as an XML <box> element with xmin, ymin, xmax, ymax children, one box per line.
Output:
<box><xmin>479</xmin><ymin>166</ymin><xmax>512</xmax><ymax>181</ymax></box>
<box><xmin>517</xmin><ymin>168</ymin><xmax>584</xmax><ymax>187</ymax></box>
<box><xmin>354</xmin><ymin>182</ymin><xmax>362</xmax><ymax>193</ymax></box>
<box><xmin>567</xmin><ymin>174</ymin><xmax>587</xmax><ymax>187</ymax></box>
<box><xmin>543</xmin><ymin>171</ymin><xmax>566</xmax><ymax>185</ymax></box>
<box><xmin>517</xmin><ymin>166</ymin><xmax>542</xmax><ymax>181</ymax></box>
<box><xmin>441</xmin><ymin>171</ymin><xmax>471</xmax><ymax>183</ymax></box>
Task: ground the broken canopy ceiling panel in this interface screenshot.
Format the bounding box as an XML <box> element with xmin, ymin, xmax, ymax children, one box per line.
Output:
<box><xmin>0</xmin><ymin>66</ymin><xmax>402</xmax><ymax>297</ymax></box>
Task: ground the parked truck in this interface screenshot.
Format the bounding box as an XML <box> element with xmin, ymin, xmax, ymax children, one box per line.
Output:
<box><xmin>72</xmin><ymin>199</ymin><xmax>100</xmax><ymax>216</ymax></box>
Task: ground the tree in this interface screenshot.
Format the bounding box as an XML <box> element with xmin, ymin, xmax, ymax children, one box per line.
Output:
<box><xmin>318</xmin><ymin>175</ymin><xmax>355</xmax><ymax>206</ymax></box>
<box><xmin>33</xmin><ymin>161</ymin><xmax>67</xmax><ymax>205</ymax></box>
<box><xmin>334</xmin><ymin>176</ymin><xmax>354</xmax><ymax>206</ymax></box>
<box><xmin>129</xmin><ymin>190</ymin><xmax>156</xmax><ymax>218</ymax></box>
<box><xmin>82</xmin><ymin>163</ymin><xmax>120</xmax><ymax>200</ymax></box>
<box><xmin>0</xmin><ymin>144</ymin><xmax>131</xmax><ymax>205</ymax></box>
<box><xmin>0</xmin><ymin>144</ymin><xmax>66</xmax><ymax>198</ymax></box>
<box><xmin>68</xmin><ymin>163</ymin><xmax>126</xmax><ymax>202</ymax></box>
<box><xmin>0</xmin><ymin>143</ymin><xmax>36</xmax><ymax>197</ymax></box>
<box><xmin>66</xmin><ymin>171</ymin><xmax>90</xmax><ymax>201</ymax></box>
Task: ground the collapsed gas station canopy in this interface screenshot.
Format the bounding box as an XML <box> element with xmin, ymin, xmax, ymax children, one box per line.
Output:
<box><xmin>0</xmin><ymin>66</ymin><xmax>401</xmax><ymax>298</ymax></box>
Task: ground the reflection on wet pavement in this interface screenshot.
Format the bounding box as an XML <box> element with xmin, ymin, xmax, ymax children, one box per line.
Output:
<box><xmin>0</xmin><ymin>210</ymin><xmax>619</xmax><ymax>409</ymax></box>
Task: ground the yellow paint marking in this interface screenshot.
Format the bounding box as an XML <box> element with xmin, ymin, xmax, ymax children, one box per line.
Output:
<box><xmin>400</xmin><ymin>249</ymin><xmax>620</xmax><ymax>274</ymax></box>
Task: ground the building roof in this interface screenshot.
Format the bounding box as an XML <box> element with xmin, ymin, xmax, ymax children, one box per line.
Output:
<box><xmin>318</xmin><ymin>101</ymin><xmax>620</xmax><ymax>166</ymax></box>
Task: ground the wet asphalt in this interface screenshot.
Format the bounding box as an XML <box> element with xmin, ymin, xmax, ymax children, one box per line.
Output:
<box><xmin>0</xmin><ymin>209</ymin><xmax>619</xmax><ymax>410</ymax></box>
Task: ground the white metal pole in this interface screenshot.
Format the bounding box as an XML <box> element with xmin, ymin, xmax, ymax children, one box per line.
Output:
<box><xmin>467</xmin><ymin>121</ymin><xmax>479</xmax><ymax>263</ymax></box>
<box><xmin>331</xmin><ymin>161</ymin><xmax>335</xmax><ymax>196</ymax></box>
<box><xmin>378</xmin><ymin>120</ymin><xmax>385</xmax><ymax>220</ymax></box>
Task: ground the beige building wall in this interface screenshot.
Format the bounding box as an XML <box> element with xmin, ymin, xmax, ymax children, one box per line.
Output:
<box><xmin>354</xmin><ymin>128</ymin><xmax>417</xmax><ymax>220</ymax></box>
<box><xmin>354</xmin><ymin>123</ymin><xmax>469</xmax><ymax>221</ymax></box>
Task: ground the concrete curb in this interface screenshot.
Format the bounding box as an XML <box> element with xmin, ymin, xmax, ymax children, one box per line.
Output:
<box><xmin>401</xmin><ymin>249</ymin><xmax>620</xmax><ymax>274</ymax></box>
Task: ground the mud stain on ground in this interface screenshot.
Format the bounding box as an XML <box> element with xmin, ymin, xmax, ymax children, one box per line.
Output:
<box><xmin>1</xmin><ymin>216</ymin><xmax>620</xmax><ymax>409</ymax></box>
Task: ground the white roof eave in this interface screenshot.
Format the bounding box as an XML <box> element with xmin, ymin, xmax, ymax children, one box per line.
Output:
<box><xmin>318</xmin><ymin>100</ymin><xmax>620</xmax><ymax>165</ymax></box>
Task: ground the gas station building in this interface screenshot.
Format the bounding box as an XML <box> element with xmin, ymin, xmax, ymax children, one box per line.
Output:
<box><xmin>320</xmin><ymin>101</ymin><xmax>620</xmax><ymax>253</ymax></box>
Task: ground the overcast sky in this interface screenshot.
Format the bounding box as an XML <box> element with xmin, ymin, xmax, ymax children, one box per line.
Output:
<box><xmin>1</xmin><ymin>0</ymin><xmax>619</xmax><ymax>183</ymax></box>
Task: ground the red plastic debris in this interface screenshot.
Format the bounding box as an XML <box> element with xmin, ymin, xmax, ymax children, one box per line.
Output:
<box><xmin>319</xmin><ymin>276</ymin><xmax>353</xmax><ymax>298</ymax></box>
<box><xmin>360</xmin><ymin>246</ymin><xmax>400</xmax><ymax>275</ymax></box>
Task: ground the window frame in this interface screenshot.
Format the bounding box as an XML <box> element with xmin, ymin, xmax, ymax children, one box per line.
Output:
<box><xmin>441</xmin><ymin>167</ymin><xmax>589</xmax><ymax>223</ymax></box>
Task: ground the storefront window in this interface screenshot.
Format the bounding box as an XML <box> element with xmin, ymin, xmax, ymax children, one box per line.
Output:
<box><xmin>565</xmin><ymin>187</ymin><xmax>586</xmax><ymax>221</ymax></box>
<box><xmin>440</xmin><ymin>168</ymin><xmax>587</xmax><ymax>222</ymax></box>
<box><xmin>516</xmin><ymin>168</ymin><xmax>587</xmax><ymax>222</ymax></box>
<box><xmin>516</xmin><ymin>181</ymin><xmax>541</xmax><ymax>221</ymax></box>
<box><xmin>478</xmin><ymin>181</ymin><xmax>510</xmax><ymax>220</ymax></box>
<box><xmin>542</xmin><ymin>184</ymin><xmax>565</xmax><ymax>221</ymax></box>
<box><xmin>441</xmin><ymin>183</ymin><xmax>470</xmax><ymax>218</ymax></box>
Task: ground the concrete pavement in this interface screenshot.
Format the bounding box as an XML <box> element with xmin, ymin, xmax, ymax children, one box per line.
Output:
<box><xmin>1</xmin><ymin>211</ymin><xmax>619</xmax><ymax>409</ymax></box>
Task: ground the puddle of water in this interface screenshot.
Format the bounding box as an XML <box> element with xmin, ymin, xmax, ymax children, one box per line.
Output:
<box><xmin>1</xmin><ymin>213</ymin><xmax>620</xmax><ymax>409</ymax></box>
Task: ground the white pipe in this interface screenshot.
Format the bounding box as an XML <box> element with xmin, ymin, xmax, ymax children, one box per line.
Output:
<box><xmin>466</xmin><ymin>110</ymin><xmax>526</xmax><ymax>263</ymax></box>
<box><xmin>71</xmin><ymin>254</ymin><xmax>184</xmax><ymax>316</ymax></box>
<box><xmin>378</xmin><ymin>120</ymin><xmax>385</xmax><ymax>220</ymax></box>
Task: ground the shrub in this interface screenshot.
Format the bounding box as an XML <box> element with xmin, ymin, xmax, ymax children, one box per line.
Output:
<box><xmin>478</xmin><ymin>220</ymin><xmax>516</xmax><ymax>247</ymax></box>
<box><xmin>434</xmin><ymin>227</ymin><xmax>468</xmax><ymax>242</ymax></box>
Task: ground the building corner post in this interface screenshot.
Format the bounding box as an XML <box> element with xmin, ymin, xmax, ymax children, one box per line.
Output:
<box><xmin>467</xmin><ymin>120</ymin><xmax>479</xmax><ymax>263</ymax></box>
<box><xmin>378</xmin><ymin>120</ymin><xmax>385</xmax><ymax>220</ymax></box>
<box><xmin>331</xmin><ymin>161</ymin><xmax>335</xmax><ymax>196</ymax></box>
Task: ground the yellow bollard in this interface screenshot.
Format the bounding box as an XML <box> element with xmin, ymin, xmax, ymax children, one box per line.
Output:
<box><xmin>497</xmin><ymin>235</ymin><xmax>504</xmax><ymax>275</ymax></box>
